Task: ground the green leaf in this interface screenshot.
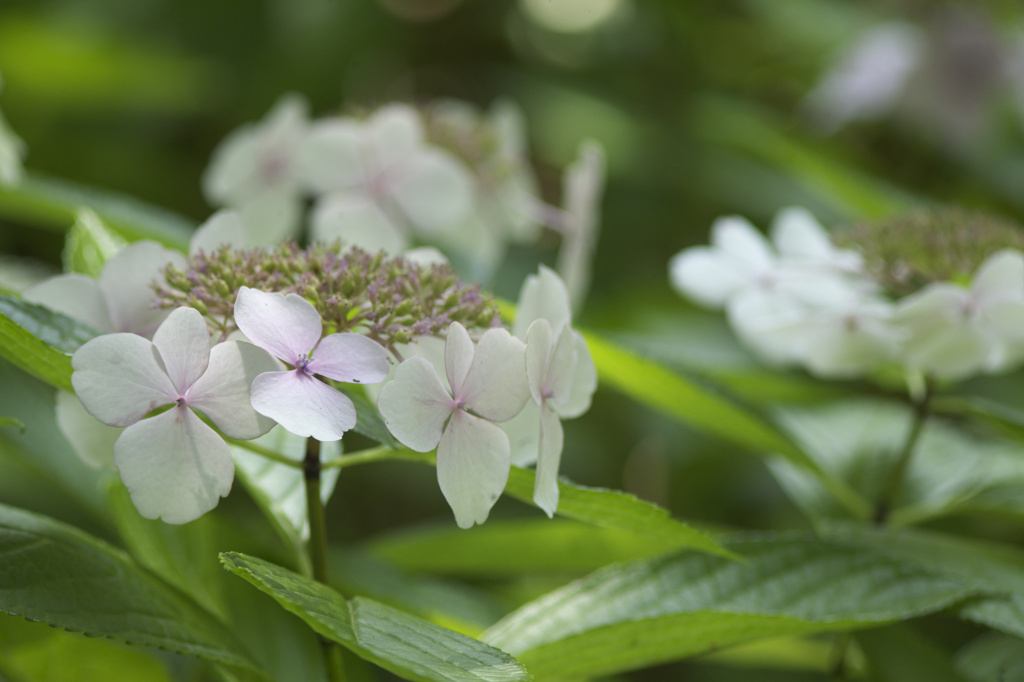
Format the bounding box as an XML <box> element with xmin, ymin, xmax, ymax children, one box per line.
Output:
<box><xmin>856</xmin><ymin>624</ymin><xmax>968</xmax><ymax>682</ymax></box>
<box><xmin>369</xmin><ymin>518</ymin><xmax>695</xmax><ymax>576</ymax></box>
<box><xmin>0</xmin><ymin>503</ymin><xmax>259</xmax><ymax>673</ymax></box>
<box><xmin>0</xmin><ymin>295</ymin><xmax>98</xmax><ymax>392</ymax></box>
<box><xmin>482</xmin><ymin>532</ymin><xmax>976</xmax><ymax>679</ymax></box>
<box><xmin>955</xmin><ymin>633</ymin><xmax>1024</xmax><ymax>682</ymax></box>
<box><xmin>0</xmin><ymin>172</ymin><xmax>193</xmax><ymax>250</ymax></box>
<box><xmin>338</xmin><ymin>385</ymin><xmax>400</xmax><ymax>448</ymax></box>
<box><xmin>504</xmin><ymin>465</ymin><xmax>735</xmax><ymax>559</ymax></box>
<box><xmin>221</xmin><ymin>552</ymin><xmax>531</xmax><ymax>682</ymax></box>
<box><xmin>0</xmin><ymin>416</ymin><xmax>25</xmax><ymax>433</ymax></box>
<box><xmin>62</xmin><ymin>208</ymin><xmax>127</xmax><ymax>277</ymax></box>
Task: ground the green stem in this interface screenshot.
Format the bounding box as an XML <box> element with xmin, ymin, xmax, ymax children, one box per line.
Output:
<box><xmin>304</xmin><ymin>437</ymin><xmax>346</xmax><ymax>682</ymax></box>
<box><xmin>223</xmin><ymin>437</ymin><xmax>304</xmax><ymax>468</ymax></box>
<box><xmin>873</xmin><ymin>383</ymin><xmax>933</xmax><ymax>526</ymax></box>
<box><xmin>321</xmin><ymin>445</ymin><xmax>433</xmax><ymax>470</ymax></box>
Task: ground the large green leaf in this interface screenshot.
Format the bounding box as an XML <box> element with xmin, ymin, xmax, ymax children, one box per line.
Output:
<box><xmin>0</xmin><ymin>172</ymin><xmax>193</xmax><ymax>250</ymax></box>
<box><xmin>0</xmin><ymin>294</ymin><xmax>98</xmax><ymax>392</ymax></box>
<box><xmin>0</xmin><ymin>503</ymin><xmax>259</xmax><ymax>673</ymax></box>
<box><xmin>856</xmin><ymin>624</ymin><xmax>968</xmax><ymax>682</ymax></box>
<box><xmin>221</xmin><ymin>552</ymin><xmax>530</xmax><ymax>682</ymax></box>
<box><xmin>482</xmin><ymin>532</ymin><xmax>976</xmax><ymax>679</ymax></box>
<box><xmin>956</xmin><ymin>633</ymin><xmax>1024</xmax><ymax>682</ymax></box>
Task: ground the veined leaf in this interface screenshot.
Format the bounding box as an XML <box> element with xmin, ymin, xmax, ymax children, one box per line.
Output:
<box><xmin>0</xmin><ymin>172</ymin><xmax>193</xmax><ymax>250</ymax></box>
<box><xmin>0</xmin><ymin>294</ymin><xmax>98</xmax><ymax>392</ymax></box>
<box><xmin>0</xmin><ymin>503</ymin><xmax>259</xmax><ymax>672</ymax></box>
<box><xmin>482</xmin><ymin>532</ymin><xmax>976</xmax><ymax>679</ymax></box>
<box><xmin>955</xmin><ymin>633</ymin><xmax>1024</xmax><ymax>682</ymax></box>
<box><xmin>504</xmin><ymin>465</ymin><xmax>734</xmax><ymax>559</ymax></box>
<box><xmin>62</xmin><ymin>208</ymin><xmax>127</xmax><ymax>278</ymax></box>
<box><xmin>221</xmin><ymin>552</ymin><xmax>531</xmax><ymax>682</ymax></box>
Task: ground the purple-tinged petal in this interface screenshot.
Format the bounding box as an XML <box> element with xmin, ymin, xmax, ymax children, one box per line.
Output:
<box><xmin>99</xmin><ymin>241</ymin><xmax>186</xmax><ymax>336</ymax></box>
<box><xmin>436</xmin><ymin>409</ymin><xmax>511</xmax><ymax>529</ymax></box>
<box><xmin>71</xmin><ymin>333</ymin><xmax>175</xmax><ymax>427</ymax></box>
<box><xmin>308</xmin><ymin>333</ymin><xmax>390</xmax><ymax>384</ymax></box>
<box><xmin>234</xmin><ymin>287</ymin><xmax>322</xmax><ymax>364</ymax></box>
<box><xmin>444</xmin><ymin>322</ymin><xmax>474</xmax><ymax>395</ymax></box>
<box><xmin>461</xmin><ymin>328</ymin><xmax>530</xmax><ymax>423</ymax></box>
<box><xmin>23</xmin><ymin>274</ymin><xmax>112</xmax><ymax>332</ymax></box>
<box><xmin>188</xmin><ymin>340</ymin><xmax>281</xmax><ymax>439</ymax></box>
<box><xmin>377</xmin><ymin>357</ymin><xmax>454</xmax><ymax>452</ymax></box>
<box><xmin>250</xmin><ymin>370</ymin><xmax>356</xmax><ymax>441</ymax></box>
<box><xmin>533</xmin><ymin>404</ymin><xmax>564</xmax><ymax>518</ymax></box>
<box><xmin>114</xmin><ymin>406</ymin><xmax>234</xmax><ymax>524</ymax></box>
<box><xmin>152</xmin><ymin>307</ymin><xmax>211</xmax><ymax>394</ymax></box>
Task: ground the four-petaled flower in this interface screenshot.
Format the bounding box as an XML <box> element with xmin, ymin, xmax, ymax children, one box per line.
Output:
<box><xmin>234</xmin><ymin>286</ymin><xmax>392</xmax><ymax>441</ymax></box>
<box><xmin>377</xmin><ymin>322</ymin><xmax>530</xmax><ymax>528</ymax></box>
<box><xmin>71</xmin><ymin>307</ymin><xmax>279</xmax><ymax>523</ymax></box>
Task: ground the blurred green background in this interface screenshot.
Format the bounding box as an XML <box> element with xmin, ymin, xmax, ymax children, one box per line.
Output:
<box><xmin>3</xmin><ymin>1</ymin><xmax>1024</xmax><ymax>678</ymax></box>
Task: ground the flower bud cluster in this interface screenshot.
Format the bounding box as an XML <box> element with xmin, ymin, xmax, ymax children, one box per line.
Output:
<box><xmin>670</xmin><ymin>206</ymin><xmax>1024</xmax><ymax>382</ymax></box>
<box><xmin>156</xmin><ymin>241</ymin><xmax>500</xmax><ymax>353</ymax></box>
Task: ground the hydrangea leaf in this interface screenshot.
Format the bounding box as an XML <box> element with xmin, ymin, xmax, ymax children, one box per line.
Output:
<box><xmin>0</xmin><ymin>294</ymin><xmax>98</xmax><ymax>392</ymax></box>
<box><xmin>482</xmin><ymin>532</ymin><xmax>977</xmax><ymax>680</ymax></box>
<box><xmin>221</xmin><ymin>552</ymin><xmax>531</xmax><ymax>682</ymax></box>
<box><xmin>0</xmin><ymin>503</ymin><xmax>260</xmax><ymax>673</ymax></box>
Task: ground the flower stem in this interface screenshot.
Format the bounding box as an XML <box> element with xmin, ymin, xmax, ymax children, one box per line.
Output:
<box><xmin>223</xmin><ymin>437</ymin><xmax>304</xmax><ymax>468</ymax></box>
<box><xmin>304</xmin><ymin>437</ymin><xmax>346</xmax><ymax>682</ymax></box>
<box><xmin>321</xmin><ymin>445</ymin><xmax>434</xmax><ymax>470</ymax></box>
<box><xmin>873</xmin><ymin>383</ymin><xmax>933</xmax><ymax>525</ymax></box>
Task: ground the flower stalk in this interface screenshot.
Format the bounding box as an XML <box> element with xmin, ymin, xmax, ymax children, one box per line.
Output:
<box><xmin>873</xmin><ymin>381</ymin><xmax>933</xmax><ymax>525</ymax></box>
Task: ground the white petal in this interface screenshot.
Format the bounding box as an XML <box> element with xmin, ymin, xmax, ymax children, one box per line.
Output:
<box><xmin>250</xmin><ymin>371</ymin><xmax>356</xmax><ymax>441</ymax></box>
<box><xmin>152</xmin><ymin>307</ymin><xmax>211</xmax><ymax>393</ymax></box>
<box><xmin>436</xmin><ymin>410</ymin><xmax>510</xmax><ymax>528</ymax></box>
<box><xmin>556</xmin><ymin>139</ymin><xmax>605</xmax><ymax>311</ymax></box>
<box><xmin>444</xmin><ymin>322</ymin><xmax>475</xmax><ymax>396</ymax></box>
<box><xmin>503</xmin><ymin>400</ymin><xmax>541</xmax><ymax>467</ymax></box>
<box><xmin>512</xmin><ymin>265</ymin><xmax>573</xmax><ymax>340</ymax></box>
<box><xmin>55</xmin><ymin>390</ymin><xmax>120</xmax><ymax>468</ymax></box>
<box><xmin>402</xmin><ymin>246</ymin><xmax>449</xmax><ymax>267</ymax></box>
<box><xmin>367</xmin><ymin>104</ymin><xmax>423</xmax><ymax>171</ymax></box>
<box><xmin>770</xmin><ymin>207</ymin><xmax>834</xmax><ymax>261</ymax></box>
<box><xmin>390</xmin><ymin>150</ymin><xmax>474</xmax><ymax>235</ymax></box>
<box><xmin>22</xmin><ymin>274</ymin><xmax>112</xmax><ymax>331</ymax></box>
<box><xmin>668</xmin><ymin>247</ymin><xmax>747</xmax><ymax>310</ymax></box>
<box><xmin>525</xmin><ymin>319</ymin><xmax>553</xmax><ymax>405</ymax></box>
<box><xmin>190</xmin><ymin>209</ymin><xmax>247</xmax><ymax>255</ymax></box>
<box><xmin>461</xmin><ymin>327</ymin><xmax>530</xmax><ymax>422</ymax></box>
<box><xmin>309</xmin><ymin>333</ymin><xmax>391</xmax><ymax>384</ymax></box>
<box><xmin>533</xmin><ymin>404</ymin><xmax>564</xmax><ymax>517</ymax></box>
<box><xmin>114</xmin><ymin>407</ymin><xmax>233</xmax><ymax>524</ymax></box>
<box><xmin>711</xmin><ymin>216</ymin><xmax>775</xmax><ymax>273</ymax></box>
<box><xmin>554</xmin><ymin>331</ymin><xmax>597</xmax><ymax>419</ymax></box>
<box><xmin>376</xmin><ymin>357</ymin><xmax>454</xmax><ymax>452</ymax></box>
<box><xmin>726</xmin><ymin>290</ymin><xmax>811</xmax><ymax>365</ymax></box>
<box><xmin>297</xmin><ymin>119</ymin><xmax>366</xmax><ymax>194</ymax></box>
<box><xmin>188</xmin><ymin>340</ymin><xmax>280</xmax><ymax>439</ymax></box>
<box><xmin>237</xmin><ymin>190</ymin><xmax>302</xmax><ymax>246</ymax></box>
<box><xmin>310</xmin><ymin>193</ymin><xmax>409</xmax><ymax>255</ymax></box>
<box><xmin>973</xmin><ymin>249</ymin><xmax>1024</xmax><ymax>305</ymax></box>
<box><xmin>71</xmin><ymin>333</ymin><xmax>175</xmax><ymax>426</ymax></box>
<box><xmin>546</xmin><ymin>325</ymin><xmax>580</xmax><ymax>406</ymax></box>
<box><xmin>234</xmin><ymin>287</ymin><xmax>322</xmax><ymax>364</ymax></box>
<box><xmin>99</xmin><ymin>241</ymin><xmax>187</xmax><ymax>336</ymax></box>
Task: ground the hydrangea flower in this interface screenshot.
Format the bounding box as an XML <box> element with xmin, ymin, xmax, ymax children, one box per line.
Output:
<box><xmin>556</xmin><ymin>140</ymin><xmax>606</xmax><ymax>314</ymax></box>
<box><xmin>299</xmin><ymin>104</ymin><xmax>473</xmax><ymax>254</ymax></box>
<box><xmin>377</xmin><ymin>322</ymin><xmax>530</xmax><ymax>528</ymax></box>
<box><xmin>24</xmin><ymin>240</ymin><xmax>187</xmax><ymax>337</ymax></box>
<box><xmin>507</xmin><ymin>266</ymin><xmax>596</xmax><ymax>514</ymax></box>
<box><xmin>203</xmin><ymin>94</ymin><xmax>309</xmax><ymax>243</ymax></box>
<box><xmin>233</xmin><ymin>286</ymin><xmax>391</xmax><ymax>441</ymax></box>
<box><xmin>893</xmin><ymin>249</ymin><xmax>1024</xmax><ymax>380</ymax></box>
<box><xmin>71</xmin><ymin>307</ymin><xmax>279</xmax><ymax>523</ymax></box>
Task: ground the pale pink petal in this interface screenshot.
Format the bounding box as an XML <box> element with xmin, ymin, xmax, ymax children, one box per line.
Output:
<box><xmin>533</xmin><ymin>404</ymin><xmax>564</xmax><ymax>517</ymax></box>
<box><xmin>525</xmin><ymin>319</ymin><xmax>553</xmax><ymax>405</ymax></box>
<box><xmin>668</xmin><ymin>247</ymin><xmax>746</xmax><ymax>310</ymax></box>
<box><xmin>23</xmin><ymin>274</ymin><xmax>112</xmax><ymax>332</ymax></box>
<box><xmin>310</xmin><ymin>193</ymin><xmax>409</xmax><ymax>255</ymax></box>
<box><xmin>436</xmin><ymin>410</ymin><xmax>511</xmax><ymax>528</ymax></box>
<box><xmin>461</xmin><ymin>328</ymin><xmax>530</xmax><ymax>423</ymax></box>
<box><xmin>297</xmin><ymin>119</ymin><xmax>366</xmax><ymax>194</ymax></box>
<box><xmin>99</xmin><ymin>241</ymin><xmax>186</xmax><ymax>336</ymax></box>
<box><xmin>114</xmin><ymin>407</ymin><xmax>233</xmax><ymax>524</ymax></box>
<box><xmin>444</xmin><ymin>322</ymin><xmax>475</xmax><ymax>396</ymax></box>
<box><xmin>188</xmin><ymin>341</ymin><xmax>280</xmax><ymax>439</ymax></box>
<box><xmin>390</xmin><ymin>150</ymin><xmax>474</xmax><ymax>235</ymax></box>
<box><xmin>377</xmin><ymin>357</ymin><xmax>454</xmax><ymax>452</ymax></box>
<box><xmin>251</xmin><ymin>370</ymin><xmax>356</xmax><ymax>441</ymax></box>
<box><xmin>55</xmin><ymin>390</ymin><xmax>120</xmax><ymax>469</ymax></box>
<box><xmin>512</xmin><ymin>265</ymin><xmax>572</xmax><ymax>340</ymax></box>
<box><xmin>234</xmin><ymin>287</ymin><xmax>322</xmax><ymax>364</ymax></box>
<box><xmin>71</xmin><ymin>333</ymin><xmax>175</xmax><ymax>426</ymax></box>
<box><xmin>152</xmin><ymin>307</ymin><xmax>211</xmax><ymax>393</ymax></box>
<box><xmin>308</xmin><ymin>333</ymin><xmax>390</xmax><ymax>384</ymax></box>
<box><xmin>554</xmin><ymin>332</ymin><xmax>597</xmax><ymax>419</ymax></box>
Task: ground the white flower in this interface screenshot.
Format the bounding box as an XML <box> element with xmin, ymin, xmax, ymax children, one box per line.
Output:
<box><xmin>203</xmin><ymin>94</ymin><xmax>309</xmax><ymax>243</ymax></box>
<box><xmin>556</xmin><ymin>140</ymin><xmax>606</xmax><ymax>314</ymax></box>
<box><xmin>71</xmin><ymin>307</ymin><xmax>279</xmax><ymax>523</ymax></box>
<box><xmin>507</xmin><ymin>266</ymin><xmax>596</xmax><ymax>515</ymax></box>
<box><xmin>233</xmin><ymin>287</ymin><xmax>391</xmax><ymax>441</ymax></box>
<box><xmin>23</xmin><ymin>240</ymin><xmax>187</xmax><ymax>337</ymax></box>
<box><xmin>377</xmin><ymin>323</ymin><xmax>530</xmax><ymax>528</ymax></box>
<box><xmin>893</xmin><ymin>249</ymin><xmax>1024</xmax><ymax>380</ymax></box>
<box><xmin>300</xmin><ymin>104</ymin><xmax>474</xmax><ymax>254</ymax></box>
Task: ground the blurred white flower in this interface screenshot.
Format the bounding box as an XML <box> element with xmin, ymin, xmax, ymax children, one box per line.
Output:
<box><xmin>0</xmin><ymin>74</ymin><xmax>25</xmax><ymax>186</ymax></box>
<box><xmin>556</xmin><ymin>140</ymin><xmax>606</xmax><ymax>314</ymax></box>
